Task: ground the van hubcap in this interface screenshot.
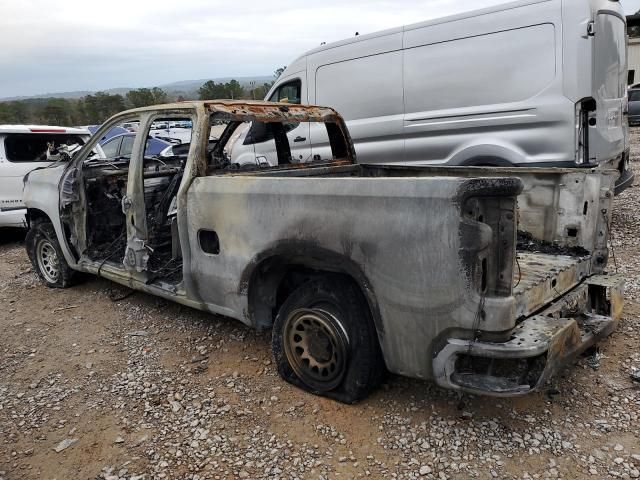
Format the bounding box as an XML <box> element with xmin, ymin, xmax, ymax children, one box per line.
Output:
<box><xmin>37</xmin><ymin>240</ymin><xmax>60</xmax><ymax>283</ymax></box>
<box><xmin>284</xmin><ymin>309</ymin><xmax>348</xmax><ymax>391</ymax></box>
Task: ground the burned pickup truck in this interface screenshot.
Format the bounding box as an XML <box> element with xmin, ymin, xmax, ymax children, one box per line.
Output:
<box><xmin>23</xmin><ymin>101</ymin><xmax>623</xmax><ymax>402</ymax></box>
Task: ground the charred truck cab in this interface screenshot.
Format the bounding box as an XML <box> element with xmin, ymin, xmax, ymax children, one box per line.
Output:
<box><xmin>23</xmin><ymin>101</ymin><xmax>624</xmax><ymax>402</ymax></box>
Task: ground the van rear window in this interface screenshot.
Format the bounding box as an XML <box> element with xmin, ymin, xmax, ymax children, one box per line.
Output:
<box><xmin>4</xmin><ymin>133</ymin><xmax>85</xmax><ymax>162</ymax></box>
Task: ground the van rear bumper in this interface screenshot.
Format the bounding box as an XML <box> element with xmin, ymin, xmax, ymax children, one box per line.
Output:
<box><xmin>615</xmin><ymin>168</ymin><xmax>634</xmax><ymax>195</ymax></box>
<box><xmin>615</xmin><ymin>157</ymin><xmax>635</xmax><ymax>195</ymax></box>
<box><xmin>432</xmin><ymin>274</ymin><xmax>624</xmax><ymax>396</ymax></box>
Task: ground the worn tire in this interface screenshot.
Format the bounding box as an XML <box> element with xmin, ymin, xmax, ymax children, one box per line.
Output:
<box><xmin>272</xmin><ymin>276</ymin><xmax>385</xmax><ymax>403</ymax></box>
<box><xmin>26</xmin><ymin>221</ymin><xmax>76</xmax><ymax>288</ymax></box>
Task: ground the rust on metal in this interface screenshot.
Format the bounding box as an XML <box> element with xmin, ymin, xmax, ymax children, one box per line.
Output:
<box><xmin>514</xmin><ymin>252</ymin><xmax>591</xmax><ymax>319</ymax></box>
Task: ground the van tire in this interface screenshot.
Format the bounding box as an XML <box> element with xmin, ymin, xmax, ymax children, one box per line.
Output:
<box><xmin>26</xmin><ymin>221</ymin><xmax>76</xmax><ymax>288</ymax></box>
<box><xmin>272</xmin><ymin>275</ymin><xmax>385</xmax><ymax>403</ymax></box>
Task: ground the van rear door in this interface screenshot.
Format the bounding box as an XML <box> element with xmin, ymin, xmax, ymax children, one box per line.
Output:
<box><xmin>590</xmin><ymin>11</ymin><xmax>627</xmax><ymax>163</ymax></box>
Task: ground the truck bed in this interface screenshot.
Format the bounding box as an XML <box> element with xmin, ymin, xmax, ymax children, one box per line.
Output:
<box><xmin>514</xmin><ymin>252</ymin><xmax>592</xmax><ymax>319</ymax></box>
<box><xmin>219</xmin><ymin>161</ymin><xmax>613</xmax><ymax>325</ymax></box>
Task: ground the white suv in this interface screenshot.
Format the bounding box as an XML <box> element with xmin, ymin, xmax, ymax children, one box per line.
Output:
<box><xmin>0</xmin><ymin>125</ymin><xmax>91</xmax><ymax>228</ymax></box>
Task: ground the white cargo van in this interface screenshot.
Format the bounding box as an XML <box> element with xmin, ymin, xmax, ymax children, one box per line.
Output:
<box><xmin>0</xmin><ymin>126</ymin><xmax>91</xmax><ymax>228</ymax></box>
<box><xmin>265</xmin><ymin>0</ymin><xmax>634</xmax><ymax>192</ymax></box>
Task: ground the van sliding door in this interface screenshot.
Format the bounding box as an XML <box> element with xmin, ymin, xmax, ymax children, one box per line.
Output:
<box><xmin>311</xmin><ymin>32</ymin><xmax>405</xmax><ymax>164</ymax></box>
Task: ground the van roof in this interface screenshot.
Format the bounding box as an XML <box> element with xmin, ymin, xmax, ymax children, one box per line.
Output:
<box><xmin>0</xmin><ymin>125</ymin><xmax>90</xmax><ymax>135</ymax></box>
<box><xmin>297</xmin><ymin>0</ymin><xmax>557</xmax><ymax>59</ymax></box>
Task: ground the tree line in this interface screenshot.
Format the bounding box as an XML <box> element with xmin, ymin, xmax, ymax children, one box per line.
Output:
<box><xmin>0</xmin><ymin>68</ymin><xmax>286</xmax><ymax>126</ymax></box>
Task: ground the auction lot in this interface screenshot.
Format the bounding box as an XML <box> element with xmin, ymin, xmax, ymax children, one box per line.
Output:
<box><xmin>1</xmin><ymin>139</ymin><xmax>639</xmax><ymax>480</ymax></box>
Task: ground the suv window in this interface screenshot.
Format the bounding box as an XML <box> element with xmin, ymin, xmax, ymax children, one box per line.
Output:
<box><xmin>4</xmin><ymin>134</ymin><xmax>85</xmax><ymax>162</ymax></box>
<box><xmin>269</xmin><ymin>80</ymin><xmax>302</xmax><ymax>104</ymax></box>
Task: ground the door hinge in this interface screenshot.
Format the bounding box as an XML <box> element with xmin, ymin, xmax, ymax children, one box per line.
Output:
<box><xmin>587</xmin><ymin>21</ymin><xmax>595</xmax><ymax>37</ymax></box>
<box><xmin>122</xmin><ymin>195</ymin><xmax>133</xmax><ymax>213</ymax></box>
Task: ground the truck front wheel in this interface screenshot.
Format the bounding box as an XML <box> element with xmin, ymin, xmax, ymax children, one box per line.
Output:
<box><xmin>26</xmin><ymin>221</ymin><xmax>76</xmax><ymax>288</ymax></box>
<box><xmin>272</xmin><ymin>276</ymin><xmax>384</xmax><ymax>403</ymax></box>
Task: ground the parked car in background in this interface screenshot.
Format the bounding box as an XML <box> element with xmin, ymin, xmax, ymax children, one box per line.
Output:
<box><xmin>0</xmin><ymin>125</ymin><xmax>91</xmax><ymax>228</ymax></box>
<box><xmin>86</xmin><ymin>125</ymin><xmax>129</xmax><ymax>144</ymax></box>
<box><xmin>101</xmin><ymin>132</ymin><xmax>172</xmax><ymax>158</ymax></box>
<box><xmin>267</xmin><ymin>0</ymin><xmax>633</xmax><ymax>193</ymax></box>
<box><xmin>159</xmin><ymin>139</ymin><xmax>219</xmax><ymax>158</ymax></box>
<box><xmin>169</xmin><ymin>121</ymin><xmax>192</xmax><ymax>129</ymax></box>
<box><xmin>148</xmin><ymin>125</ymin><xmax>192</xmax><ymax>145</ymax></box>
<box><xmin>629</xmin><ymin>88</ymin><xmax>640</xmax><ymax>126</ymax></box>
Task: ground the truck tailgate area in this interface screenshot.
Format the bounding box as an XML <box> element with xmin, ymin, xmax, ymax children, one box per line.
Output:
<box><xmin>513</xmin><ymin>252</ymin><xmax>592</xmax><ymax>319</ymax></box>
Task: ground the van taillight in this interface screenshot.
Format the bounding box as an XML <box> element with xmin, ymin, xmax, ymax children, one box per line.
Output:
<box><xmin>575</xmin><ymin>98</ymin><xmax>595</xmax><ymax>165</ymax></box>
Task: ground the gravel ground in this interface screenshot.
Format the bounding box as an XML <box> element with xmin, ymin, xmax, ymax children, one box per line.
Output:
<box><xmin>1</xmin><ymin>135</ymin><xmax>640</xmax><ymax>480</ymax></box>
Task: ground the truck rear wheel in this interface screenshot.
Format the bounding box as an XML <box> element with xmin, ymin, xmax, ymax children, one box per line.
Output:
<box><xmin>26</xmin><ymin>221</ymin><xmax>76</xmax><ymax>288</ymax></box>
<box><xmin>272</xmin><ymin>276</ymin><xmax>384</xmax><ymax>403</ymax></box>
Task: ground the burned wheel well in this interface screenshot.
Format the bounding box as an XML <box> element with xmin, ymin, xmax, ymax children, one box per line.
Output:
<box><xmin>246</xmin><ymin>253</ymin><xmax>383</xmax><ymax>342</ymax></box>
<box><xmin>26</xmin><ymin>208</ymin><xmax>51</xmax><ymax>228</ymax></box>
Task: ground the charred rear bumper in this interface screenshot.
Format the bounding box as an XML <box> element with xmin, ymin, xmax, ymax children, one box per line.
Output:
<box><xmin>433</xmin><ymin>274</ymin><xmax>624</xmax><ymax>396</ymax></box>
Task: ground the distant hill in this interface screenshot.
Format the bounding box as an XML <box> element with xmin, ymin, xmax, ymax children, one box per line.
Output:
<box><xmin>1</xmin><ymin>75</ymin><xmax>274</xmax><ymax>101</ymax></box>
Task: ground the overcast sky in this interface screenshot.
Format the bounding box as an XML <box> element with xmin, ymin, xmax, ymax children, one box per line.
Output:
<box><xmin>2</xmin><ymin>0</ymin><xmax>640</xmax><ymax>98</ymax></box>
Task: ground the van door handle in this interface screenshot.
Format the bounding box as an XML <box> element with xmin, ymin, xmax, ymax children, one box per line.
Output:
<box><xmin>293</xmin><ymin>136</ymin><xmax>307</xmax><ymax>143</ymax></box>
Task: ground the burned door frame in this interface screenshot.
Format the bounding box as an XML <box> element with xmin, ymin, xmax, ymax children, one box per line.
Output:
<box><xmin>122</xmin><ymin>108</ymin><xmax>199</xmax><ymax>275</ymax></box>
<box><xmin>60</xmin><ymin>113</ymin><xmax>143</xmax><ymax>266</ymax></box>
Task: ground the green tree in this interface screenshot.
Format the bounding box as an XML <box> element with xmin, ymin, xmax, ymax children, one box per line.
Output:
<box><xmin>252</xmin><ymin>82</ymin><xmax>274</xmax><ymax>100</ymax></box>
<box><xmin>0</xmin><ymin>103</ymin><xmax>11</xmax><ymax>123</ymax></box>
<box><xmin>150</xmin><ymin>87</ymin><xmax>168</xmax><ymax>104</ymax></box>
<box><xmin>199</xmin><ymin>80</ymin><xmax>246</xmax><ymax>100</ymax></box>
<box><xmin>225</xmin><ymin>79</ymin><xmax>244</xmax><ymax>99</ymax></box>
<box><xmin>126</xmin><ymin>88</ymin><xmax>155</xmax><ymax>108</ymax></box>
<box><xmin>0</xmin><ymin>94</ymin><xmax>127</xmax><ymax>126</ymax></box>
<box><xmin>7</xmin><ymin>101</ymin><xmax>29</xmax><ymax>123</ymax></box>
<box><xmin>198</xmin><ymin>81</ymin><xmax>228</xmax><ymax>100</ymax></box>
<box><xmin>43</xmin><ymin>98</ymin><xmax>71</xmax><ymax>125</ymax></box>
<box><xmin>83</xmin><ymin>92</ymin><xmax>126</xmax><ymax>123</ymax></box>
<box><xmin>126</xmin><ymin>87</ymin><xmax>168</xmax><ymax>108</ymax></box>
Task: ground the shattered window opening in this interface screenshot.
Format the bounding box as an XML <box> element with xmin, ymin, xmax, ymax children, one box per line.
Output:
<box><xmin>4</xmin><ymin>133</ymin><xmax>86</xmax><ymax>162</ymax></box>
<box><xmin>206</xmin><ymin>114</ymin><xmax>352</xmax><ymax>174</ymax></box>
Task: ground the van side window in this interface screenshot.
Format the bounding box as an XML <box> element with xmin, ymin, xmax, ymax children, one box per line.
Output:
<box><xmin>269</xmin><ymin>80</ymin><xmax>302</xmax><ymax>104</ymax></box>
<box><xmin>243</xmin><ymin>122</ymin><xmax>298</xmax><ymax>145</ymax></box>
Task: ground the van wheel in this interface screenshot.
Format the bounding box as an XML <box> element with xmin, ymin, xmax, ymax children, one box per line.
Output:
<box><xmin>26</xmin><ymin>221</ymin><xmax>76</xmax><ymax>288</ymax></box>
<box><xmin>272</xmin><ymin>276</ymin><xmax>385</xmax><ymax>403</ymax></box>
